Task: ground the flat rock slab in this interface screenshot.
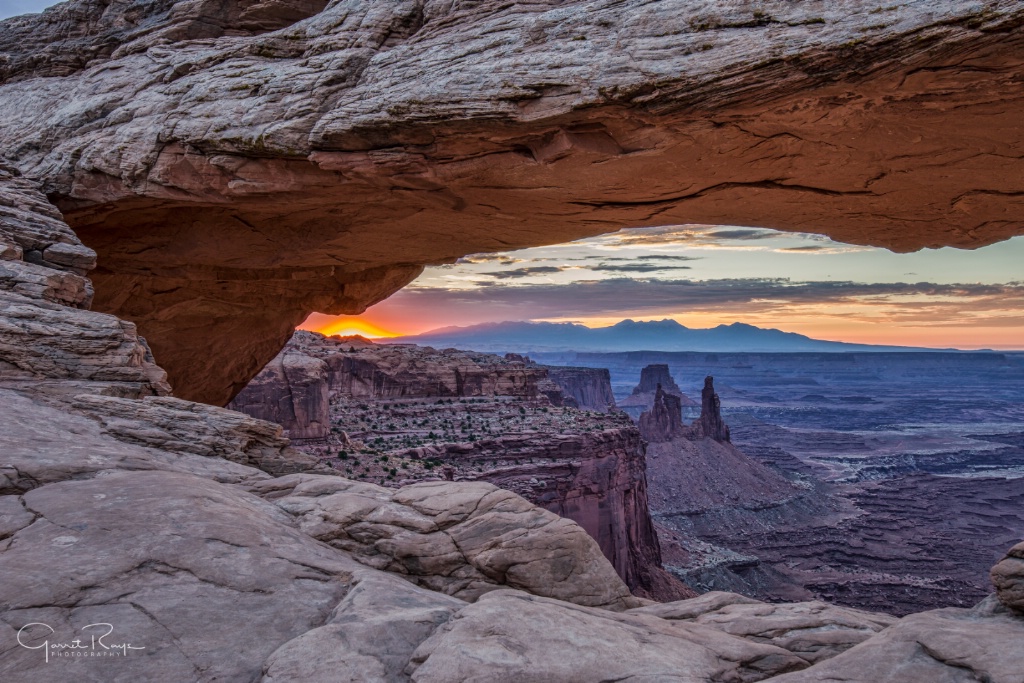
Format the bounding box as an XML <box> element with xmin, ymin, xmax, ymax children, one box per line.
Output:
<box><xmin>0</xmin><ymin>469</ymin><xmax>359</xmax><ymax>683</ymax></box>
<box><xmin>407</xmin><ymin>589</ymin><xmax>808</xmax><ymax>682</ymax></box>
<box><xmin>632</xmin><ymin>591</ymin><xmax>897</xmax><ymax>665</ymax></box>
<box><xmin>768</xmin><ymin>597</ymin><xmax>1024</xmax><ymax>683</ymax></box>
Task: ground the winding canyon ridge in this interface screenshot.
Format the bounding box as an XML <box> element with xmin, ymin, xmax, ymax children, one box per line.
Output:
<box><xmin>1</xmin><ymin>0</ymin><xmax>1024</xmax><ymax>681</ymax></box>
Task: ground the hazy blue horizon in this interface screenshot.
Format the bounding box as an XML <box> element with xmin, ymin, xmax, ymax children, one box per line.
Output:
<box><xmin>0</xmin><ymin>0</ymin><xmax>58</xmax><ymax>21</ymax></box>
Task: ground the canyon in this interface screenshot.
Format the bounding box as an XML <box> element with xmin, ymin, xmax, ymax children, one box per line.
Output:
<box><xmin>231</xmin><ymin>336</ymin><xmax>1024</xmax><ymax>619</ymax></box>
<box><xmin>1</xmin><ymin>0</ymin><xmax>1024</xmax><ymax>681</ymax></box>
<box><xmin>537</xmin><ymin>351</ymin><xmax>1024</xmax><ymax>615</ymax></box>
<box><xmin>230</xmin><ymin>332</ymin><xmax>690</xmax><ymax>601</ymax></box>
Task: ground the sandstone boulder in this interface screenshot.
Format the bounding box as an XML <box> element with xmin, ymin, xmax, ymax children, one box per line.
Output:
<box><xmin>631</xmin><ymin>591</ymin><xmax>897</xmax><ymax>665</ymax></box>
<box><xmin>251</xmin><ymin>475</ymin><xmax>642</xmax><ymax>610</ymax></box>
<box><xmin>991</xmin><ymin>541</ymin><xmax>1024</xmax><ymax>613</ymax></box>
<box><xmin>406</xmin><ymin>590</ymin><xmax>807</xmax><ymax>682</ymax></box>
<box><xmin>768</xmin><ymin>596</ymin><xmax>1024</xmax><ymax>683</ymax></box>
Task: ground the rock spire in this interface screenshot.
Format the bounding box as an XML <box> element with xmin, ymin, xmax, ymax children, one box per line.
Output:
<box><xmin>693</xmin><ymin>376</ymin><xmax>730</xmax><ymax>443</ymax></box>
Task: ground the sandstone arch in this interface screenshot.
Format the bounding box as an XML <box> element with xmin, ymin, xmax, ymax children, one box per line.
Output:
<box><xmin>1</xmin><ymin>0</ymin><xmax>1022</xmax><ymax>404</ymax></box>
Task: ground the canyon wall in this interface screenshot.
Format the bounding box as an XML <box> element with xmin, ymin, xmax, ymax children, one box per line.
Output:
<box><xmin>230</xmin><ymin>332</ymin><xmax>687</xmax><ymax>598</ymax></box>
<box><xmin>635</xmin><ymin>366</ymin><xmax>832</xmax><ymax>598</ymax></box>
<box><xmin>1</xmin><ymin>1</ymin><xmax>1022</xmax><ymax>403</ymax></box>
<box><xmin>229</xmin><ymin>335</ymin><xmax>692</xmax><ymax>598</ymax></box>
<box><xmin>543</xmin><ymin>366</ymin><xmax>616</xmax><ymax>412</ymax></box>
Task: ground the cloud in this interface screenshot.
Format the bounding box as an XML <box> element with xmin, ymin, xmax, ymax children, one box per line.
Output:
<box><xmin>479</xmin><ymin>266</ymin><xmax>565</xmax><ymax>279</ymax></box>
<box><xmin>705</xmin><ymin>229</ymin><xmax>777</xmax><ymax>240</ymax></box>
<box><xmin>458</xmin><ymin>254</ymin><xmax>525</xmax><ymax>265</ymax></box>
<box><xmin>635</xmin><ymin>255</ymin><xmax>702</xmax><ymax>262</ymax></box>
<box><xmin>472</xmin><ymin>257</ymin><xmax>697</xmax><ymax>279</ymax></box>
<box><xmin>393</xmin><ymin>277</ymin><xmax>1024</xmax><ymax>323</ymax></box>
<box><xmin>586</xmin><ymin>263</ymin><xmax>693</xmax><ymax>273</ymax></box>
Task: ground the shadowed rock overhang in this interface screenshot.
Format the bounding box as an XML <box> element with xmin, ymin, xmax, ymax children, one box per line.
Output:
<box><xmin>1</xmin><ymin>0</ymin><xmax>1022</xmax><ymax>404</ymax></box>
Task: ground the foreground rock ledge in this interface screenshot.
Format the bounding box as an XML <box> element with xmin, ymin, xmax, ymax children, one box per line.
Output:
<box><xmin>2</xmin><ymin>0</ymin><xmax>1023</xmax><ymax>403</ymax></box>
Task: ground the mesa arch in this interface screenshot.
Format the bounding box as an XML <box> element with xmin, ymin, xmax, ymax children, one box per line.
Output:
<box><xmin>0</xmin><ymin>0</ymin><xmax>1022</xmax><ymax>405</ymax></box>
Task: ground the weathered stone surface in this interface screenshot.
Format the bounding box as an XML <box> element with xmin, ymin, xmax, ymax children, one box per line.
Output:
<box><xmin>768</xmin><ymin>596</ymin><xmax>1024</xmax><ymax>683</ymax></box>
<box><xmin>407</xmin><ymin>589</ymin><xmax>808</xmax><ymax>681</ymax></box>
<box><xmin>0</xmin><ymin>165</ymin><xmax>85</xmax><ymax>260</ymax></box>
<box><xmin>632</xmin><ymin>591</ymin><xmax>897</xmax><ymax>666</ymax></box>
<box><xmin>991</xmin><ymin>541</ymin><xmax>1024</xmax><ymax>613</ymax></box>
<box><xmin>232</xmin><ymin>332</ymin><xmax>685</xmax><ymax>600</ymax></box>
<box><xmin>2</xmin><ymin>1</ymin><xmax>1021</xmax><ymax>403</ymax></box>
<box><xmin>0</xmin><ymin>167</ymin><xmax>169</xmax><ymax>400</ymax></box>
<box><xmin>0</xmin><ymin>469</ymin><xmax>360</xmax><ymax>683</ymax></box>
<box><xmin>544</xmin><ymin>366</ymin><xmax>616</xmax><ymax>412</ymax></box>
<box><xmin>0</xmin><ymin>259</ymin><xmax>92</xmax><ymax>308</ymax></box>
<box><xmin>72</xmin><ymin>393</ymin><xmax>329</xmax><ymax>476</ymax></box>
<box><xmin>0</xmin><ymin>387</ymin><xmax>273</xmax><ymax>493</ymax></box>
<box><xmin>262</xmin><ymin>571</ymin><xmax>464</xmax><ymax>683</ymax></box>
<box><xmin>251</xmin><ymin>474</ymin><xmax>643</xmax><ymax>611</ymax></box>
<box><xmin>0</xmin><ymin>291</ymin><xmax>171</xmax><ymax>398</ymax></box>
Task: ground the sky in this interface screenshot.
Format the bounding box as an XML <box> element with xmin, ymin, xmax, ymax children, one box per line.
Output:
<box><xmin>302</xmin><ymin>226</ymin><xmax>1024</xmax><ymax>350</ymax></box>
<box><xmin>0</xmin><ymin>0</ymin><xmax>56</xmax><ymax>20</ymax></box>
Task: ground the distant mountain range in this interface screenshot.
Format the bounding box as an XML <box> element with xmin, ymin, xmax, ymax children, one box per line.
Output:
<box><xmin>388</xmin><ymin>320</ymin><xmax>954</xmax><ymax>354</ymax></box>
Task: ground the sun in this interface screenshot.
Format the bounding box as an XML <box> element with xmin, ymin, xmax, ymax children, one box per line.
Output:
<box><xmin>308</xmin><ymin>317</ymin><xmax>400</xmax><ymax>339</ymax></box>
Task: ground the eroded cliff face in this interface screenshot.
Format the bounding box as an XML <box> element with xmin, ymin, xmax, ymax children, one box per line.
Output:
<box><xmin>544</xmin><ymin>366</ymin><xmax>617</xmax><ymax>412</ymax></box>
<box><xmin>634</xmin><ymin>366</ymin><xmax>831</xmax><ymax>598</ymax></box>
<box><xmin>638</xmin><ymin>384</ymin><xmax>686</xmax><ymax>443</ymax></box>
<box><xmin>620</xmin><ymin>363</ymin><xmax>696</xmax><ymax>420</ymax></box>
<box><xmin>1</xmin><ymin>0</ymin><xmax>1022</xmax><ymax>404</ymax></box>
<box><xmin>230</xmin><ymin>332</ymin><xmax>687</xmax><ymax>598</ymax></box>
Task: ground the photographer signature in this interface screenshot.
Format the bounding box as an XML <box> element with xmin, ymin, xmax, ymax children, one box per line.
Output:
<box><xmin>17</xmin><ymin>623</ymin><xmax>145</xmax><ymax>663</ymax></box>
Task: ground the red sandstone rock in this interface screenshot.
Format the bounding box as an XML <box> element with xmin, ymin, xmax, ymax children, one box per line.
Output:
<box><xmin>620</xmin><ymin>363</ymin><xmax>697</xmax><ymax>420</ymax></box>
<box><xmin>544</xmin><ymin>366</ymin><xmax>617</xmax><ymax>412</ymax></box>
<box><xmin>2</xmin><ymin>1</ymin><xmax>1022</xmax><ymax>403</ymax></box>
<box><xmin>693</xmin><ymin>375</ymin><xmax>731</xmax><ymax>443</ymax></box>
<box><xmin>638</xmin><ymin>384</ymin><xmax>686</xmax><ymax>443</ymax></box>
<box><xmin>231</xmin><ymin>332</ymin><xmax>691</xmax><ymax>599</ymax></box>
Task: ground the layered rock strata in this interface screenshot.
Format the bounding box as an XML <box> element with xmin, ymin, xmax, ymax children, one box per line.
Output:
<box><xmin>620</xmin><ymin>363</ymin><xmax>696</xmax><ymax>420</ymax></box>
<box><xmin>2</xmin><ymin>1</ymin><xmax>1022</xmax><ymax>403</ymax></box>
<box><xmin>544</xmin><ymin>365</ymin><xmax>616</xmax><ymax>412</ymax></box>
<box><xmin>992</xmin><ymin>542</ymin><xmax>1024</xmax><ymax>613</ymax></box>
<box><xmin>232</xmin><ymin>332</ymin><xmax>684</xmax><ymax>599</ymax></box>
<box><xmin>635</xmin><ymin>366</ymin><xmax>833</xmax><ymax>599</ymax></box>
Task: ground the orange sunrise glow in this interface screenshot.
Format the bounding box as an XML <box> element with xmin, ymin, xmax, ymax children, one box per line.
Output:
<box><xmin>304</xmin><ymin>316</ymin><xmax>400</xmax><ymax>339</ymax></box>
